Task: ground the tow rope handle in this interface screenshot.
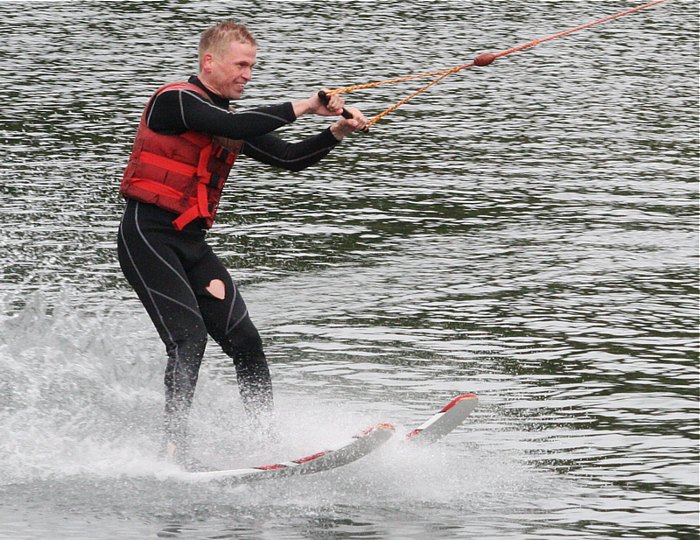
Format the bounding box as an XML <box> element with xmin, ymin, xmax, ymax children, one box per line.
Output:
<box><xmin>318</xmin><ymin>90</ymin><xmax>370</xmax><ymax>133</ymax></box>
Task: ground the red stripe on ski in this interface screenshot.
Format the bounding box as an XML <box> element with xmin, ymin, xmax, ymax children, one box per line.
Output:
<box><xmin>250</xmin><ymin>424</ymin><xmax>394</xmax><ymax>471</ymax></box>
<box><xmin>255</xmin><ymin>463</ymin><xmax>287</xmax><ymax>470</ymax></box>
<box><xmin>294</xmin><ymin>451</ymin><xmax>329</xmax><ymax>464</ymax></box>
<box><xmin>439</xmin><ymin>393</ymin><xmax>477</xmax><ymax>413</ymax></box>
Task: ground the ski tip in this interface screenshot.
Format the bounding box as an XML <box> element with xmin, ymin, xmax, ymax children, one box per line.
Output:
<box><xmin>440</xmin><ymin>393</ymin><xmax>478</xmax><ymax>413</ymax></box>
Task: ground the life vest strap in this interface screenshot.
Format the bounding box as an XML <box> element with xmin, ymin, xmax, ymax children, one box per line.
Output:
<box><xmin>139</xmin><ymin>151</ymin><xmax>198</xmax><ymax>177</ymax></box>
<box><xmin>130</xmin><ymin>177</ymin><xmax>192</xmax><ymax>201</ymax></box>
<box><xmin>172</xmin><ymin>204</ymin><xmax>203</xmax><ymax>231</ymax></box>
<box><xmin>171</xmin><ymin>147</ymin><xmax>216</xmax><ymax>230</ymax></box>
<box><xmin>171</xmin><ymin>183</ymin><xmax>212</xmax><ymax>230</ymax></box>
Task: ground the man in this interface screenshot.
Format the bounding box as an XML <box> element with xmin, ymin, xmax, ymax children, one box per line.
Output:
<box><xmin>117</xmin><ymin>20</ymin><xmax>367</xmax><ymax>470</ymax></box>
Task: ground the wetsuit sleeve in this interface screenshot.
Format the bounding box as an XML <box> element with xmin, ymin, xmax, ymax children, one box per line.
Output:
<box><xmin>242</xmin><ymin>129</ymin><xmax>340</xmax><ymax>172</ymax></box>
<box><xmin>147</xmin><ymin>87</ymin><xmax>340</xmax><ymax>171</ymax></box>
<box><xmin>147</xmin><ymin>89</ymin><xmax>296</xmax><ymax>139</ymax></box>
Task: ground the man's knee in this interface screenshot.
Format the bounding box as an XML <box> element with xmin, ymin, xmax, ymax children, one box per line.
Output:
<box><xmin>164</xmin><ymin>320</ymin><xmax>208</xmax><ymax>360</ymax></box>
<box><xmin>222</xmin><ymin>317</ymin><xmax>263</xmax><ymax>356</ymax></box>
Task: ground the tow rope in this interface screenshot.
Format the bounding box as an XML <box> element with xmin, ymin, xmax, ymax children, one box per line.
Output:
<box><xmin>326</xmin><ymin>0</ymin><xmax>670</xmax><ymax>129</ymax></box>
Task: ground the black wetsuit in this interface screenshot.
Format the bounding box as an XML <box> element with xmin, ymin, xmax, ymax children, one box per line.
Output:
<box><xmin>117</xmin><ymin>76</ymin><xmax>339</xmax><ymax>449</ymax></box>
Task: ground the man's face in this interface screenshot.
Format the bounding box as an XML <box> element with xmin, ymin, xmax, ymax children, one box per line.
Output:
<box><xmin>204</xmin><ymin>40</ymin><xmax>256</xmax><ymax>100</ymax></box>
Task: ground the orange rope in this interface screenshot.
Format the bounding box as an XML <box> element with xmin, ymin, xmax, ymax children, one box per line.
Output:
<box><xmin>328</xmin><ymin>0</ymin><xmax>670</xmax><ymax>127</ymax></box>
<box><xmin>492</xmin><ymin>0</ymin><xmax>670</xmax><ymax>59</ymax></box>
<box><xmin>326</xmin><ymin>67</ymin><xmax>464</xmax><ymax>95</ymax></box>
<box><xmin>367</xmin><ymin>64</ymin><xmax>470</xmax><ymax>126</ymax></box>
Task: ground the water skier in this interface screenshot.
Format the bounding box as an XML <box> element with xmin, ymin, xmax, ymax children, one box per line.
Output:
<box><xmin>117</xmin><ymin>20</ymin><xmax>368</xmax><ymax>470</ymax></box>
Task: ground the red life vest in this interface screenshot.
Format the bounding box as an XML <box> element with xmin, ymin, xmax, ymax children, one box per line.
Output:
<box><xmin>120</xmin><ymin>82</ymin><xmax>242</xmax><ymax>230</ymax></box>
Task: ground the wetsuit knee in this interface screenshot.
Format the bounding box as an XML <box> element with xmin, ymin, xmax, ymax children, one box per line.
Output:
<box><xmin>220</xmin><ymin>316</ymin><xmax>264</xmax><ymax>358</ymax></box>
<box><xmin>164</xmin><ymin>321</ymin><xmax>208</xmax><ymax>361</ymax></box>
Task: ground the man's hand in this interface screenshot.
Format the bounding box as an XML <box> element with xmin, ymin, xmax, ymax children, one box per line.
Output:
<box><xmin>291</xmin><ymin>90</ymin><xmax>368</xmax><ymax>138</ymax></box>
<box><xmin>292</xmin><ymin>89</ymin><xmax>346</xmax><ymax>118</ymax></box>
<box><xmin>329</xmin><ymin>107</ymin><xmax>368</xmax><ymax>140</ymax></box>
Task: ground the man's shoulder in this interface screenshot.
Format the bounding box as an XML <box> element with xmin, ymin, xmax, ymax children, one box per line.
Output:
<box><xmin>145</xmin><ymin>81</ymin><xmax>207</xmax><ymax>131</ymax></box>
<box><xmin>155</xmin><ymin>81</ymin><xmax>207</xmax><ymax>98</ymax></box>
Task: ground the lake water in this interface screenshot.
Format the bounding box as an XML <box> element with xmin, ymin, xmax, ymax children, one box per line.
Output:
<box><xmin>1</xmin><ymin>1</ymin><xmax>698</xmax><ymax>538</ymax></box>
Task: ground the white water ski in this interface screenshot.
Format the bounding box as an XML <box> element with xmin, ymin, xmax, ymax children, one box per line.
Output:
<box><xmin>172</xmin><ymin>422</ymin><xmax>395</xmax><ymax>485</ymax></box>
<box><xmin>169</xmin><ymin>393</ymin><xmax>476</xmax><ymax>484</ymax></box>
<box><xmin>404</xmin><ymin>393</ymin><xmax>478</xmax><ymax>444</ymax></box>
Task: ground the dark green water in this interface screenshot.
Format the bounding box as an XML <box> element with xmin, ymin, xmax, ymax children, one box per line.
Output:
<box><xmin>1</xmin><ymin>1</ymin><xmax>698</xmax><ymax>538</ymax></box>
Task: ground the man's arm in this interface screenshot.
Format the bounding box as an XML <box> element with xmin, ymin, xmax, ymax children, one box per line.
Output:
<box><xmin>146</xmin><ymin>87</ymin><xmax>365</xmax><ymax>170</ymax></box>
<box><xmin>242</xmin><ymin>129</ymin><xmax>340</xmax><ymax>172</ymax></box>
<box><xmin>147</xmin><ymin>89</ymin><xmax>297</xmax><ymax>139</ymax></box>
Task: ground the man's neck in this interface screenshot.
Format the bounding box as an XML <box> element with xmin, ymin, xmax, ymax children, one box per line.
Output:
<box><xmin>189</xmin><ymin>75</ymin><xmax>229</xmax><ymax>107</ymax></box>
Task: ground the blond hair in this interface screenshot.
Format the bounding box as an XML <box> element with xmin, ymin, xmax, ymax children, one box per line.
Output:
<box><xmin>199</xmin><ymin>20</ymin><xmax>256</xmax><ymax>67</ymax></box>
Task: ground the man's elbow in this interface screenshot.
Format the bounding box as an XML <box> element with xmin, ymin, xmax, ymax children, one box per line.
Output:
<box><xmin>286</xmin><ymin>162</ymin><xmax>308</xmax><ymax>173</ymax></box>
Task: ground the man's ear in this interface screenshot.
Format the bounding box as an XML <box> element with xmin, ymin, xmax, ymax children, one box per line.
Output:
<box><xmin>201</xmin><ymin>52</ymin><xmax>214</xmax><ymax>73</ymax></box>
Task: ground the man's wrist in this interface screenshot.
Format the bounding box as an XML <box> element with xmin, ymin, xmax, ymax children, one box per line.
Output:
<box><xmin>292</xmin><ymin>98</ymin><xmax>313</xmax><ymax>118</ymax></box>
<box><xmin>329</xmin><ymin>124</ymin><xmax>346</xmax><ymax>141</ymax></box>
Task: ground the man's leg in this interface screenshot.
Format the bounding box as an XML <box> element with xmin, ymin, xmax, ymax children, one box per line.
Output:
<box><xmin>187</xmin><ymin>247</ymin><xmax>273</xmax><ymax>420</ymax></box>
<box><xmin>117</xmin><ymin>201</ymin><xmax>208</xmax><ymax>464</ymax></box>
